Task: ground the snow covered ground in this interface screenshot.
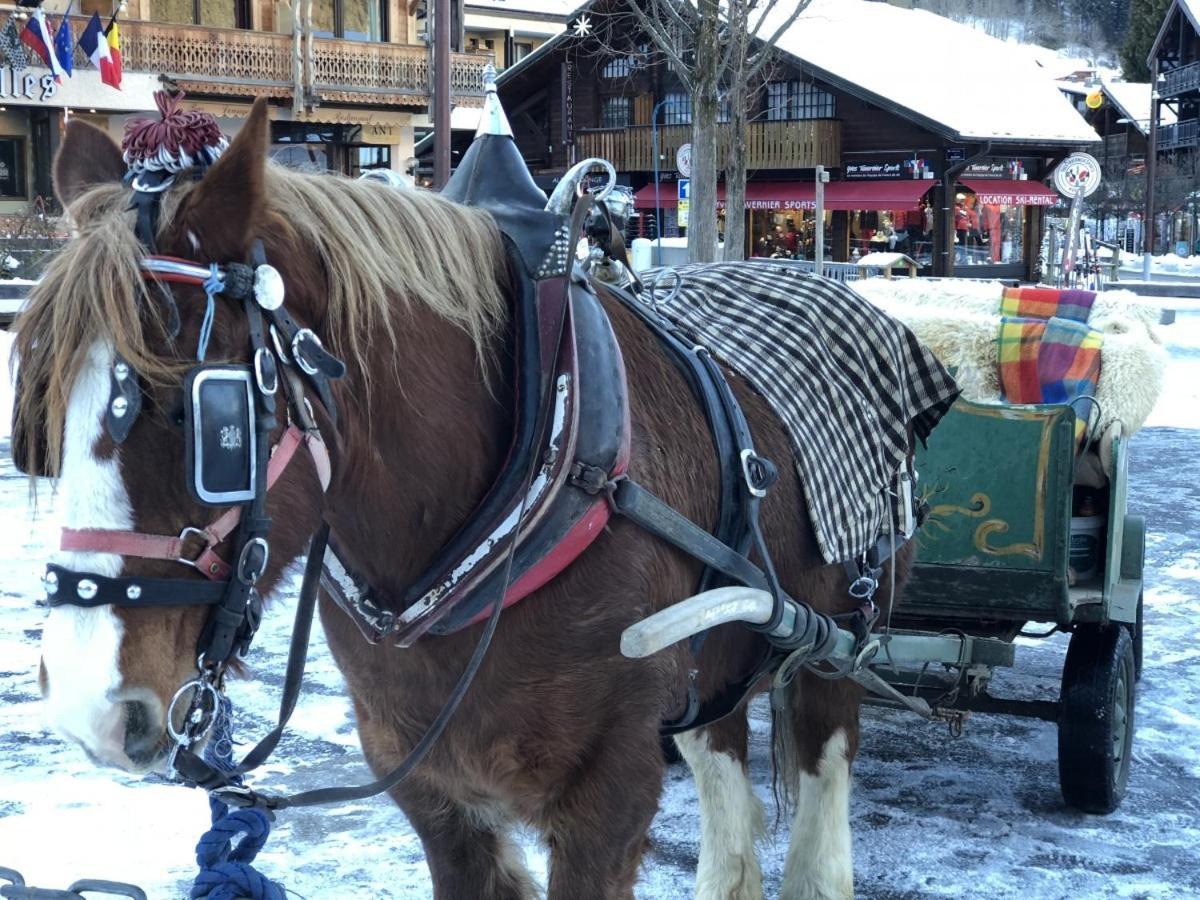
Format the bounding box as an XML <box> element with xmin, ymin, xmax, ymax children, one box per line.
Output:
<box><xmin>1</xmin><ymin>316</ymin><xmax>1199</xmax><ymax>899</ymax></box>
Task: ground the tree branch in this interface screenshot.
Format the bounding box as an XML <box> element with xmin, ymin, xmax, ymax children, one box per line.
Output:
<box><xmin>744</xmin><ymin>0</ymin><xmax>809</xmax><ymax>80</ymax></box>
<box><xmin>620</xmin><ymin>0</ymin><xmax>696</xmax><ymax>90</ymax></box>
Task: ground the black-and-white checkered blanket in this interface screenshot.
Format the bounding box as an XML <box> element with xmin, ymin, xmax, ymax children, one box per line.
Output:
<box><xmin>642</xmin><ymin>262</ymin><xmax>959</xmax><ymax>564</ymax></box>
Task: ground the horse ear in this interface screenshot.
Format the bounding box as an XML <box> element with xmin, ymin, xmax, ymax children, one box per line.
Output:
<box><xmin>180</xmin><ymin>96</ymin><xmax>270</xmax><ymax>260</ymax></box>
<box><xmin>54</xmin><ymin>120</ymin><xmax>125</xmax><ymax>208</ymax></box>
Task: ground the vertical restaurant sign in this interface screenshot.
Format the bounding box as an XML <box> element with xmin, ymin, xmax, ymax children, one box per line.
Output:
<box><xmin>562</xmin><ymin>58</ymin><xmax>574</xmax><ymax>149</ymax></box>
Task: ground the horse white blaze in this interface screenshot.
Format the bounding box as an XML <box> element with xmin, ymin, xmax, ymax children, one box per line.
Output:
<box><xmin>40</xmin><ymin>341</ymin><xmax>135</xmax><ymax>765</ymax></box>
<box><xmin>674</xmin><ymin>729</ymin><xmax>765</xmax><ymax>900</ymax></box>
<box><xmin>780</xmin><ymin>728</ymin><xmax>853</xmax><ymax>900</ymax></box>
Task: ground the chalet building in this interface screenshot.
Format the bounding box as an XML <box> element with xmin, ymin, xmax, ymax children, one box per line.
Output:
<box><xmin>493</xmin><ymin>0</ymin><xmax>1098</xmax><ymax>280</ymax></box>
<box><xmin>1148</xmin><ymin>0</ymin><xmax>1200</xmax><ymax>252</ymax></box>
<box><xmin>0</xmin><ymin>0</ymin><xmax>488</xmax><ymax>213</ymax></box>
<box><xmin>1082</xmin><ymin>81</ymin><xmax>1168</xmax><ymax>249</ymax></box>
<box><xmin>463</xmin><ymin>0</ymin><xmax>571</xmax><ymax>72</ymax></box>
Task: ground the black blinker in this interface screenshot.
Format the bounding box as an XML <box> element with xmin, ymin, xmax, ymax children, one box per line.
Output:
<box><xmin>184</xmin><ymin>365</ymin><xmax>257</xmax><ymax>507</ymax></box>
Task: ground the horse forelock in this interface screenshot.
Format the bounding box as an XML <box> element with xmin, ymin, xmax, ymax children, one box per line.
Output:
<box><xmin>13</xmin><ymin>164</ymin><xmax>512</xmax><ymax>480</ymax></box>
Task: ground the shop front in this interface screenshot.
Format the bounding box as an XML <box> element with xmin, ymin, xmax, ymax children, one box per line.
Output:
<box><xmin>170</xmin><ymin>99</ymin><xmax>415</xmax><ymax>181</ymax></box>
<box><xmin>0</xmin><ymin>68</ymin><xmax>159</xmax><ymax>215</ymax></box>
<box><xmin>947</xmin><ymin>159</ymin><xmax>1058</xmax><ymax>279</ymax></box>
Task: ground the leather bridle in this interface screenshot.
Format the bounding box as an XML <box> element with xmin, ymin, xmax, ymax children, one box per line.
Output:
<box><xmin>43</xmin><ymin>235</ymin><xmax>345</xmax><ymax>771</ymax></box>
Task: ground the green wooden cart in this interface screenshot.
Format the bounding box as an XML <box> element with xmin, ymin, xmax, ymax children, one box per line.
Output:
<box><xmin>864</xmin><ymin>397</ymin><xmax>1144</xmax><ymax>815</ymax></box>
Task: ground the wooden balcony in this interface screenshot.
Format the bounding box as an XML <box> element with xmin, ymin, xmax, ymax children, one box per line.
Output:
<box><xmin>575</xmin><ymin>120</ymin><xmax>841</xmax><ymax>172</ymax></box>
<box><xmin>1162</xmin><ymin>61</ymin><xmax>1200</xmax><ymax>99</ymax></box>
<box><xmin>91</xmin><ymin>18</ymin><xmax>486</xmax><ymax>106</ymax></box>
<box><xmin>1157</xmin><ymin>118</ymin><xmax>1200</xmax><ymax>151</ymax></box>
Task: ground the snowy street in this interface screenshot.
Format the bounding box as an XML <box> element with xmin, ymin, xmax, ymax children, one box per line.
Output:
<box><xmin>1</xmin><ymin>310</ymin><xmax>1198</xmax><ymax>899</ymax></box>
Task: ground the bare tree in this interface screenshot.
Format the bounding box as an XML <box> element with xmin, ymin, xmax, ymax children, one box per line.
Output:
<box><xmin>619</xmin><ymin>0</ymin><xmax>808</xmax><ymax>262</ymax></box>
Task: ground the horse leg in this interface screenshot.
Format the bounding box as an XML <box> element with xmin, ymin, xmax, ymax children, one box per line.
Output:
<box><xmin>778</xmin><ymin>677</ymin><xmax>860</xmax><ymax>900</ymax></box>
<box><xmin>354</xmin><ymin>705</ymin><xmax>537</xmax><ymax>900</ymax></box>
<box><xmin>544</xmin><ymin>725</ymin><xmax>663</xmax><ymax>900</ymax></box>
<box><xmin>385</xmin><ymin>778</ymin><xmax>538</xmax><ymax>900</ymax></box>
<box><xmin>674</xmin><ymin>712</ymin><xmax>765</xmax><ymax>900</ymax></box>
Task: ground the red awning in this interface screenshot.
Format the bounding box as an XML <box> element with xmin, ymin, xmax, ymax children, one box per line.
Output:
<box><xmin>633</xmin><ymin>182</ymin><xmax>816</xmax><ymax>211</ymax></box>
<box><xmin>960</xmin><ymin>179</ymin><xmax>1059</xmax><ymax>207</ymax></box>
<box><xmin>632</xmin><ymin>180</ymin><xmax>934</xmax><ymax>212</ymax></box>
<box><xmin>822</xmin><ymin>180</ymin><xmax>934</xmax><ymax>211</ymax></box>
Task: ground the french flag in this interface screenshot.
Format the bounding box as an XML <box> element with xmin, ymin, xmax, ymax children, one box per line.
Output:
<box><xmin>21</xmin><ymin>10</ymin><xmax>67</xmax><ymax>82</ymax></box>
<box><xmin>79</xmin><ymin>13</ymin><xmax>118</xmax><ymax>89</ymax></box>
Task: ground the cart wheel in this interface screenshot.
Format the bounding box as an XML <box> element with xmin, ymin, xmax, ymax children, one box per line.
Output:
<box><xmin>1059</xmin><ymin>624</ymin><xmax>1135</xmax><ymax>814</ymax></box>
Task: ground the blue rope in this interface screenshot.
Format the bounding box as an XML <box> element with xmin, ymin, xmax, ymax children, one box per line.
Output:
<box><xmin>196</xmin><ymin>264</ymin><xmax>221</xmax><ymax>362</ymax></box>
<box><xmin>190</xmin><ymin>696</ymin><xmax>286</xmax><ymax>900</ymax></box>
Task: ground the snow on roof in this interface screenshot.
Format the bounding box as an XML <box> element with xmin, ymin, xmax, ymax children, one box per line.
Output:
<box><xmin>464</xmin><ymin>0</ymin><xmax>577</xmax><ymax>17</ymax></box>
<box><xmin>1102</xmin><ymin>80</ymin><xmax>1177</xmax><ymax>134</ymax></box>
<box><xmin>771</xmin><ymin>0</ymin><xmax>1100</xmax><ymax>145</ymax></box>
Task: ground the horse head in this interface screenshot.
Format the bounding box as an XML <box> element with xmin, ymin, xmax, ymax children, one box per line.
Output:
<box><xmin>17</xmin><ymin>98</ymin><xmax>329</xmax><ymax>772</ymax></box>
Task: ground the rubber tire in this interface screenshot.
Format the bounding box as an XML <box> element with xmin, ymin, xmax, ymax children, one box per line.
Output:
<box><xmin>1058</xmin><ymin>624</ymin><xmax>1136</xmax><ymax>814</ymax></box>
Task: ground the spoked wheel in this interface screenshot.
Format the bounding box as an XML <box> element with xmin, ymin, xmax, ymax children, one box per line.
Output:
<box><xmin>1058</xmin><ymin>624</ymin><xmax>1136</xmax><ymax>814</ymax></box>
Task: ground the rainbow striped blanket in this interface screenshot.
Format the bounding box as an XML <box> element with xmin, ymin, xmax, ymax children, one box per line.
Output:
<box><xmin>999</xmin><ymin>287</ymin><xmax>1103</xmax><ymax>441</ymax></box>
<box><xmin>1000</xmin><ymin>286</ymin><xmax>1097</xmax><ymax>323</ymax></box>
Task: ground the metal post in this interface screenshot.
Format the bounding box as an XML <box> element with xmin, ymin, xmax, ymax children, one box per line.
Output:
<box><xmin>433</xmin><ymin>0</ymin><xmax>452</xmax><ymax>188</ymax></box>
<box><xmin>814</xmin><ymin>164</ymin><xmax>827</xmax><ymax>277</ymax></box>
<box><xmin>1063</xmin><ymin>185</ymin><xmax>1085</xmax><ymax>287</ymax></box>
<box><xmin>651</xmin><ymin>98</ymin><xmax>668</xmax><ymax>267</ymax></box>
<box><xmin>1144</xmin><ymin>58</ymin><xmax>1160</xmax><ymax>280</ymax></box>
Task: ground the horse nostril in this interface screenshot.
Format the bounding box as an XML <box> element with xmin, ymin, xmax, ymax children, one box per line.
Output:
<box><xmin>121</xmin><ymin>699</ymin><xmax>161</xmax><ymax>762</ymax></box>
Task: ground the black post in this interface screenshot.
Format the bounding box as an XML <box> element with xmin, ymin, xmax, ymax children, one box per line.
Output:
<box><xmin>1143</xmin><ymin>58</ymin><xmax>1160</xmax><ymax>275</ymax></box>
<box><xmin>433</xmin><ymin>0</ymin><xmax>452</xmax><ymax>188</ymax></box>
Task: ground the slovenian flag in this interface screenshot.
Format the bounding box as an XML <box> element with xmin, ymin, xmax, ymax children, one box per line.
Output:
<box><xmin>79</xmin><ymin>13</ymin><xmax>118</xmax><ymax>89</ymax></box>
<box><xmin>20</xmin><ymin>10</ymin><xmax>67</xmax><ymax>82</ymax></box>
<box><xmin>104</xmin><ymin>19</ymin><xmax>122</xmax><ymax>89</ymax></box>
<box><xmin>53</xmin><ymin>13</ymin><xmax>73</xmax><ymax>79</ymax></box>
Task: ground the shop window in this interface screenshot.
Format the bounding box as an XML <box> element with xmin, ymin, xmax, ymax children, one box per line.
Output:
<box><xmin>0</xmin><ymin>137</ymin><xmax>26</xmax><ymax>200</ymax></box>
<box><xmin>953</xmin><ymin>190</ymin><xmax>1026</xmax><ymax>266</ymax></box>
<box><xmin>602</xmin><ymin>56</ymin><xmax>638</xmax><ymax>79</ymax></box>
<box><xmin>353</xmin><ymin>145</ymin><xmax>392</xmax><ymax>178</ymax></box>
<box><xmin>766</xmin><ymin>82</ymin><xmax>835</xmax><ymax>121</ymax></box>
<box><xmin>149</xmin><ymin>0</ymin><xmax>251</xmax><ymax>28</ymax></box>
<box><xmin>600</xmin><ymin>96</ymin><xmax>631</xmax><ymax>129</ymax></box>
<box><xmin>312</xmin><ymin>0</ymin><xmax>388</xmax><ymax>40</ymax></box>
<box><xmin>661</xmin><ymin>92</ymin><xmax>692</xmax><ymax>126</ymax></box>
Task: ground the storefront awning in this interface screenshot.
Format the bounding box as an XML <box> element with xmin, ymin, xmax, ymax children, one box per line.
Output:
<box><xmin>822</xmin><ymin>180</ymin><xmax>934</xmax><ymax>211</ymax></box>
<box><xmin>959</xmin><ymin>179</ymin><xmax>1059</xmax><ymax>206</ymax></box>
<box><xmin>632</xmin><ymin>180</ymin><xmax>935</xmax><ymax>212</ymax></box>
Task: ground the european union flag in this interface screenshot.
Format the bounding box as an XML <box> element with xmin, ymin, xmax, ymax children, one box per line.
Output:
<box><xmin>52</xmin><ymin>12</ymin><xmax>73</xmax><ymax>79</ymax></box>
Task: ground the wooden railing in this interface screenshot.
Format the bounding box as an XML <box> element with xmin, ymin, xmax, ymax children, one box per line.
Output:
<box><xmin>575</xmin><ymin>120</ymin><xmax>841</xmax><ymax>172</ymax></box>
<box><xmin>1163</xmin><ymin>60</ymin><xmax>1200</xmax><ymax>98</ymax></box>
<box><xmin>87</xmin><ymin>18</ymin><xmax>486</xmax><ymax>103</ymax></box>
<box><xmin>1157</xmin><ymin>118</ymin><xmax>1200</xmax><ymax>151</ymax></box>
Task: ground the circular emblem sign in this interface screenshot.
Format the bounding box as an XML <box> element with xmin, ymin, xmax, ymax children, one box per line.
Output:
<box><xmin>676</xmin><ymin>143</ymin><xmax>692</xmax><ymax>179</ymax></box>
<box><xmin>1054</xmin><ymin>152</ymin><xmax>1102</xmax><ymax>198</ymax></box>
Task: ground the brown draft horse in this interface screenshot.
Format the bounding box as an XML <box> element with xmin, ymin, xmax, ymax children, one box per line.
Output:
<box><xmin>20</xmin><ymin>100</ymin><xmax>911</xmax><ymax>899</ymax></box>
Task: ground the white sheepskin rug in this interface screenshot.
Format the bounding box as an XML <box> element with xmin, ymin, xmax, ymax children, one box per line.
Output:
<box><xmin>850</xmin><ymin>278</ymin><xmax>1168</xmax><ymax>477</ymax></box>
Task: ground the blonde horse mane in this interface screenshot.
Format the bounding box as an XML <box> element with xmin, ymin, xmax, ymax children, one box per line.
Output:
<box><xmin>13</xmin><ymin>163</ymin><xmax>509</xmax><ymax>476</ymax></box>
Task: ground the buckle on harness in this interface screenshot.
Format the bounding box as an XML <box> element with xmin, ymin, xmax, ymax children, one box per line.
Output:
<box><xmin>177</xmin><ymin>527</ymin><xmax>216</xmax><ymax>568</ymax></box>
<box><xmin>739</xmin><ymin>449</ymin><xmax>777</xmax><ymax>498</ymax></box>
